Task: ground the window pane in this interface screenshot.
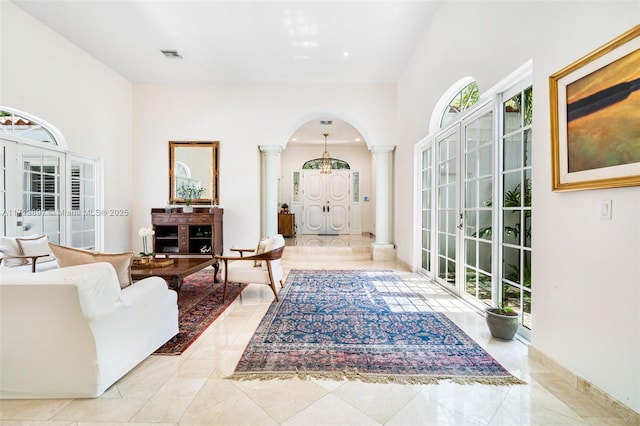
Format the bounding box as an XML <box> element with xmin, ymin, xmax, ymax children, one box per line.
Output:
<box><xmin>524</xmin><ymin>129</ymin><xmax>532</xmax><ymax>167</ymax></box>
<box><xmin>503</xmin><ymin>171</ymin><xmax>521</xmax><ymax>207</ymax></box>
<box><xmin>504</xmin><ymin>94</ymin><xmax>522</xmax><ymax>134</ymax></box>
<box><xmin>524</xmin><ymin>87</ymin><xmax>533</xmax><ymax>126</ymax></box>
<box><xmin>504</xmin><ymin>134</ymin><xmax>522</xmax><ymax>170</ymax></box>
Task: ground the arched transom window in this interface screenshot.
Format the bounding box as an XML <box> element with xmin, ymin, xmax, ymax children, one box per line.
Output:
<box><xmin>0</xmin><ymin>109</ymin><xmax>63</xmax><ymax>147</ymax></box>
<box><xmin>440</xmin><ymin>81</ymin><xmax>480</xmax><ymax>128</ymax></box>
<box><xmin>302</xmin><ymin>158</ymin><xmax>350</xmax><ymax>170</ymax></box>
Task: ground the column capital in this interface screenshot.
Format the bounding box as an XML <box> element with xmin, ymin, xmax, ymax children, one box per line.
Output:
<box><xmin>259</xmin><ymin>145</ymin><xmax>283</xmax><ymax>155</ymax></box>
<box><xmin>371</xmin><ymin>145</ymin><xmax>396</xmax><ymax>154</ymax></box>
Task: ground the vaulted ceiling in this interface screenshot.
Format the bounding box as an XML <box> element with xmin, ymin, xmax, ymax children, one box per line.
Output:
<box><xmin>11</xmin><ymin>1</ymin><xmax>439</xmax><ymax>144</ymax></box>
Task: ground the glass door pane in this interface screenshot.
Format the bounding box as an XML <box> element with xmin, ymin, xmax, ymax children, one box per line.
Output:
<box><xmin>436</xmin><ymin>129</ymin><xmax>459</xmax><ymax>287</ymax></box>
<box><xmin>462</xmin><ymin>110</ymin><xmax>494</xmax><ymax>306</ymax></box>
<box><xmin>22</xmin><ymin>148</ymin><xmax>63</xmax><ymax>243</ymax></box>
<box><xmin>70</xmin><ymin>158</ymin><xmax>97</xmax><ymax>249</ymax></box>
<box><xmin>501</xmin><ymin>86</ymin><xmax>533</xmax><ymax>331</ymax></box>
<box><xmin>420</xmin><ymin>144</ymin><xmax>432</xmax><ymax>273</ymax></box>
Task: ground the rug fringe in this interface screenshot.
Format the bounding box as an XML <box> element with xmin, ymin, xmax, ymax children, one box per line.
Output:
<box><xmin>226</xmin><ymin>368</ymin><xmax>526</xmax><ymax>386</ymax></box>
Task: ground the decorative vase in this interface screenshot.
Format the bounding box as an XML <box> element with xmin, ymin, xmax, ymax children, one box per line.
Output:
<box><xmin>485</xmin><ymin>307</ymin><xmax>520</xmax><ymax>341</ymax></box>
<box><xmin>183</xmin><ymin>205</ymin><xmax>193</xmax><ymax>213</ymax></box>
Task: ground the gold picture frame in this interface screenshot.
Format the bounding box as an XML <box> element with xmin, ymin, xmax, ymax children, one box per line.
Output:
<box><xmin>550</xmin><ymin>25</ymin><xmax>640</xmax><ymax>191</ymax></box>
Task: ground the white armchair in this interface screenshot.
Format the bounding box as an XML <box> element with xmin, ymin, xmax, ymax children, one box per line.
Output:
<box><xmin>215</xmin><ymin>234</ymin><xmax>286</xmax><ymax>301</ymax></box>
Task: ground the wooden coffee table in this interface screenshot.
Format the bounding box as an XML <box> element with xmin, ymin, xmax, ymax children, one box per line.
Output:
<box><xmin>131</xmin><ymin>257</ymin><xmax>217</xmax><ymax>293</ymax></box>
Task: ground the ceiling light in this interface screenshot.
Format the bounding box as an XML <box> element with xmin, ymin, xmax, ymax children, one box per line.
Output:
<box><xmin>320</xmin><ymin>133</ymin><xmax>332</xmax><ymax>175</ymax></box>
<box><xmin>161</xmin><ymin>50</ymin><xmax>182</xmax><ymax>59</ymax></box>
<box><xmin>343</xmin><ymin>51</ymin><xmax>350</xmax><ymax>57</ymax></box>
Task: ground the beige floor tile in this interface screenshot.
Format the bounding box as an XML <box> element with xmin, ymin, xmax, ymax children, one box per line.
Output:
<box><xmin>131</xmin><ymin>395</ymin><xmax>194</xmax><ymax>423</ymax></box>
<box><xmin>179</xmin><ymin>378</ymin><xmax>277</xmax><ymax>425</ymax></box>
<box><xmin>332</xmin><ymin>382</ymin><xmax>419</xmax><ymax>424</ymax></box>
<box><xmin>0</xmin><ymin>399</ymin><xmax>71</xmax><ymax>421</ymax></box>
<box><xmin>234</xmin><ymin>378</ymin><xmax>329</xmax><ymax>423</ymax></box>
<box><xmin>49</xmin><ymin>398</ymin><xmax>146</xmax><ymax>422</ymax></box>
<box><xmin>77</xmin><ymin>423</ymin><xmax>176</xmax><ymax>426</ymax></box>
<box><xmin>281</xmin><ymin>394</ymin><xmax>380</xmax><ymax>426</ymax></box>
<box><xmin>0</xmin><ymin>422</ymin><xmax>75</xmax><ymax>426</ymax></box>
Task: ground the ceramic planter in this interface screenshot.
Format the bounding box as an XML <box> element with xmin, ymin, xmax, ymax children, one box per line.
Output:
<box><xmin>485</xmin><ymin>307</ymin><xmax>520</xmax><ymax>341</ymax></box>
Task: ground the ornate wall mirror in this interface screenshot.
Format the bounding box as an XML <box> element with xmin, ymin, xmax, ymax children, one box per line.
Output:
<box><xmin>169</xmin><ymin>141</ymin><xmax>220</xmax><ymax>205</ymax></box>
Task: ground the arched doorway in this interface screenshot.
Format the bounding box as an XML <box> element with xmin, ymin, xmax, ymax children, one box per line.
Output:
<box><xmin>280</xmin><ymin>117</ymin><xmax>372</xmax><ymax>236</ymax></box>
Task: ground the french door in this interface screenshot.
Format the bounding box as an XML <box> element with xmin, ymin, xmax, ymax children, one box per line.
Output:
<box><xmin>430</xmin><ymin>104</ymin><xmax>495</xmax><ymax>309</ymax></box>
<box><xmin>300</xmin><ymin>170</ymin><xmax>350</xmax><ymax>235</ymax></box>
<box><xmin>1</xmin><ymin>138</ymin><xmax>100</xmax><ymax>249</ymax></box>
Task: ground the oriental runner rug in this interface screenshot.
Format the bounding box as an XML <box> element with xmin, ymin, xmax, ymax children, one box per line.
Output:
<box><xmin>228</xmin><ymin>269</ymin><xmax>525</xmax><ymax>385</ymax></box>
<box><xmin>154</xmin><ymin>268</ymin><xmax>247</xmax><ymax>355</ymax></box>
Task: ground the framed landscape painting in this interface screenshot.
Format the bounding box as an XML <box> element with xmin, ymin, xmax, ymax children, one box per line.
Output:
<box><xmin>550</xmin><ymin>25</ymin><xmax>640</xmax><ymax>191</ymax></box>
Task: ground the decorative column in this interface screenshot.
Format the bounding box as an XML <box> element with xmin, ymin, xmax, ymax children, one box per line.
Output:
<box><xmin>259</xmin><ymin>145</ymin><xmax>282</xmax><ymax>238</ymax></box>
<box><xmin>372</xmin><ymin>145</ymin><xmax>396</xmax><ymax>260</ymax></box>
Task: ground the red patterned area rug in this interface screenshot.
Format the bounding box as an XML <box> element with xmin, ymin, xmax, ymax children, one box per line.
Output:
<box><xmin>228</xmin><ymin>269</ymin><xmax>525</xmax><ymax>385</ymax></box>
<box><xmin>154</xmin><ymin>268</ymin><xmax>247</xmax><ymax>355</ymax></box>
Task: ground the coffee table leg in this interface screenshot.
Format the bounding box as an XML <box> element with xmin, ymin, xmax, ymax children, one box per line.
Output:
<box><xmin>167</xmin><ymin>277</ymin><xmax>183</xmax><ymax>293</ymax></box>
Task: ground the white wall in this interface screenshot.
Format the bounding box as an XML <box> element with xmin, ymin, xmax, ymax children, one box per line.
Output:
<box><xmin>397</xmin><ymin>1</ymin><xmax>640</xmax><ymax>413</ymax></box>
<box><xmin>132</xmin><ymin>83</ymin><xmax>396</xmax><ymax>249</ymax></box>
<box><xmin>0</xmin><ymin>2</ymin><xmax>134</xmax><ymax>252</ymax></box>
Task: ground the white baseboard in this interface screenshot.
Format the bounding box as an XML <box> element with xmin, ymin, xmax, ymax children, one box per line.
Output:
<box><xmin>529</xmin><ymin>345</ymin><xmax>640</xmax><ymax>424</ymax></box>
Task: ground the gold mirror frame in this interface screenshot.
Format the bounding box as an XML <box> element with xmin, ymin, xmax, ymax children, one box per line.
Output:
<box><xmin>169</xmin><ymin>141</ymin><xmax>220</xmax><ymax>205</ymax></box>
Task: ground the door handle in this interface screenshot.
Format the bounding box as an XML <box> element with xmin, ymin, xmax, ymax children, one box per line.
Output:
<box><xmin>457</xmin><ymin>213</ymin><xmax>463</xmax><ymax>230</ymax></box>
<box><xmin>322</xmin><ymin>206</ymin><xmax>326</xmax><ymax>213</ymax></box>
<box><xmin>327</xmin><ymin>205</ymin><xmax>330</xmax><ymax>213</ymax></box>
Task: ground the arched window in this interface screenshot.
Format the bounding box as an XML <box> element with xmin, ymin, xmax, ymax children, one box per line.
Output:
<box><xmin>302</xmin><ymin>158</ymin><xmax>350</xmax><ymax>170</ymax></box>
<box><xmin>1</xmin><ymin>107</ymin><xmax>98</xmax><ymax>249</ymax></box>
<box><xmin>0</xmin><ymin>108</ymin><xmax>66</xmax><ymax>148</ymax></box>
<box><xmin>439</xmin><ymin>81</ymin><xmax>480</xmax><ymax>129</ymax></box>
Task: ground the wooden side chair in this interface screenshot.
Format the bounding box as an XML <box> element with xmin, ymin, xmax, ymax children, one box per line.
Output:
<box><xmin>215</xmin><ymin>235</ymin><xmax>285</xmax><ymax>301</ymax></box>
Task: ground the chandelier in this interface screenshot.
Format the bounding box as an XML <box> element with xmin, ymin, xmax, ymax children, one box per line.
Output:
<box><xmin>320</xmin><ymin>133</ymin><xmax>332</xmax><ymax>175</ymax></box>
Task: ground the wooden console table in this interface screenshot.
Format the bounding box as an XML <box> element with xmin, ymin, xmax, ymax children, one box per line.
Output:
<box><xmin>151</xmin><ymin>207</ymin><xmax>223</xmax><ymax>280</ymax></box>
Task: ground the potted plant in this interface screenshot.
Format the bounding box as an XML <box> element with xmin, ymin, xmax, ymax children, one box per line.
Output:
<box><xmin>485</xmin><ymin>303</ymin><xmax>521</xmax><ymax>341</ymax></box>
<box><xmin>177</xmin><ymin>184</ymin><xmax>206</xmax><ymax>212</ymax></box>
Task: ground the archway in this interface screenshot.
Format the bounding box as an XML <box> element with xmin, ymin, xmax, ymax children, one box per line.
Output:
<box><xmin>279</xmin><ymin>116</ymin><xmax>372</xmax><ymax>236</ymax></box>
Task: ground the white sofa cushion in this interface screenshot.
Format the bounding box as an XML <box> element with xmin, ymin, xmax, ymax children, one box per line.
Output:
<box><xmin>261</xmin><ymin>234</ymin><xmax>285</xmax><ymax>270</ymax></box>
<box><xmin>16</xmin><ymin>234</ymin><xmax>55</xmax><ymax>263</ymax></box>
<box><xmin>0</xmin><ymin>236</ymin><xmax>26</xmax><ymax>266</ymax></box>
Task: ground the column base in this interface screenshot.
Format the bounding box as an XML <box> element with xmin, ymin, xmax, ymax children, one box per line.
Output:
<box><xmin>371</xmin><ymin>243</ymin><xmax>396</xmax><ymax>261</ymax></box>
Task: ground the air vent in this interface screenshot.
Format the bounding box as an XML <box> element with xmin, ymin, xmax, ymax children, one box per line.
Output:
<box><xmin>320</xmin><ymin>120</ymin><xmax>332</xmax><ymax>125</ymax></box>
<box><xmin>161</xmin><ymin>50</ymin><xmax>183</xmax><ymax>59</ymax></box>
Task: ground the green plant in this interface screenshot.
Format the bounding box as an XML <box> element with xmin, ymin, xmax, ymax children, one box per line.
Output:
<box><xmin>178</xmin><ymin>184</ymin><xmax>206</xmax><ymax>206</ymax></box>
<box><xmin>495</xmin><ymin>301</ymin><xmax>517</xmax><ymax>316</ymax></box>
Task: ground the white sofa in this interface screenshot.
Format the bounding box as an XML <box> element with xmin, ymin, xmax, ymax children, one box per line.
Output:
<box><xmin>0</xmin><ymin>262</ymin><xmax>179</xmax><ymax>399</ymax></box>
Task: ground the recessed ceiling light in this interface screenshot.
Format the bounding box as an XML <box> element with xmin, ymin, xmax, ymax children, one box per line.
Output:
<box><xmin>161</xmin><ymin>50</ymin><xmax>182</xmax><ymax>59</ymax></box>
<box><xmin>355</xmin><ymin>137</ymin><xmax>361</xmax><ymax>142</ymax></box>
<box><xmin>343</xmin><ymin>51</ymin><xmax>350</xmax><ymax>57</ymax></box>
<box><xmin>291</xmin><ymin>138</ymin><xmax>298</xmax><ymax>142</ymax></box>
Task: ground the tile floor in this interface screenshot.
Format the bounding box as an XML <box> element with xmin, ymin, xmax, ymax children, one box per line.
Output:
<box><xmin>0</xmin><ymin>238</ymin><xmax>631</xmax><ymax>425</ymax></box>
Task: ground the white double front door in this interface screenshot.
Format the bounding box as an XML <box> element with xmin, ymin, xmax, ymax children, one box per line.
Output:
<box><xmin>300</xmin><ymin>170</ymin><xmax>350</xmax><ymax>235</ymax></box>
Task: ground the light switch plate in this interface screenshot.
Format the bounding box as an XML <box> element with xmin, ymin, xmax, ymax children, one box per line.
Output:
<box><xmin>600</xmin><ymin>200</ymin><xmax>612</xmax><ymax>220</ymax></box>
